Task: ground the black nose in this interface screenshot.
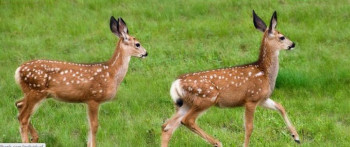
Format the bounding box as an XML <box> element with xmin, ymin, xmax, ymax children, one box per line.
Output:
<box><xmin>142</xmin><ymin>52</ymin><xmax>148</xmax><ymax>57</ymax></box>
<box><xmin>291</xmin><ymin>42</ymin><xmax>295</xmax><ymax>48</ymax></box>
<box><xmin>288</xmin><ymin>42</ymin><xmax>295</xmax><ymax>50</ymax></box>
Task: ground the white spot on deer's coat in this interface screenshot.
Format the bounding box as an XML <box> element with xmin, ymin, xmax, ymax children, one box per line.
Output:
<box><xmin>211</xmin><ymin>96</ymin><xmax>217</xmax><ymax>102</ymax></box>
<box><xmin>99</xmin><ymin>90</ymin><xmax>103</xmax><ymax>93</ymax></box>
<box><xmin>63</xmin><ymin>77</ymin><xmax>66</xmax><ymax>81</ymax></box>
<box><xmin>197</xmin><ymin>88</ymin><xmax>202</xmax><ymax>93</ymax></box>
<box><xmin>248</xmin><ymin>72</ymin><xmax>252</xmax><ymax>76</ymax></box>
<box><xmin>255</xmin><ymin>72</ymin><xmax>264</xmax><ymax>77</ymax></box>
<box><xmin>188</xmin><ymin>87</ymin><xmax>193</xmax><ymax>91</ymax></box>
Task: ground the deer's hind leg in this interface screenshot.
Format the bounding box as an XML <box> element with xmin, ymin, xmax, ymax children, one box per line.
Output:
<box><xmin>181</xmin><ymin>98</ymin><xmax>222</xmax><ymax>147</ymax></box>
<box><xmin>17</xmin><ymin>91</ymin><xmax>47</xmax><ymax>143</ymax></box>
<box><xmin>15</xmin><ymin>99</ymin><xmax>39</xmax><ymax>142</ymax></box>
<box><xmin>161</xmin><ymin>104</ymin><xmax>189</xmax><ymax>147</ymax></box>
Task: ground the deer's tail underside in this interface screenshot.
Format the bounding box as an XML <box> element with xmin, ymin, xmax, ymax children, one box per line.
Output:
<box><xmin>170</xmin><ymin>79</ymin><xmax>184</xmax><ymax>107</ymax></box>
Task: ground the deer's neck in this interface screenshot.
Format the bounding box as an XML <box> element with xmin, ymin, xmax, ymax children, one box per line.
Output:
<box><xmin>108</xmin><ymin>40</ymin><xmax>131</xmax><ymax>85</ymax></box>
<box><xmin>257</xmin><ymin>38</ymin><xmax>280</xmax><ymax>91</ymax></box>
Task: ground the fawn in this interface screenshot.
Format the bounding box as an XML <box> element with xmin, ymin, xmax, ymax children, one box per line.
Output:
<box><xmin>14</xmin><ymin>16</ymin><xmax>147</xmax><ymax>147</ymax></box>
<box><xmin>161</xmin><ymin>11</ymin><xmax>299</xmax><ymax>147</ymax></box>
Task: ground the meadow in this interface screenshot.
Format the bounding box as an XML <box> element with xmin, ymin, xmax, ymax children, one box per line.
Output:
<box><xmin>1</xmin><ymin>0</ymin><xmax>349</xmax><ymax>146</ymax></box>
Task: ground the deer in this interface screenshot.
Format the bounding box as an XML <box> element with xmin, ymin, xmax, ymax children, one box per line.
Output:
<box><xmin>14</xmin><ymin>16</ymin><xmax>147</xmax><ymax>147</ymax></box>
<box><xmin>161</xmin><ymin>11</ymin><xmax>300</xmax><ymax>147</ymax></box>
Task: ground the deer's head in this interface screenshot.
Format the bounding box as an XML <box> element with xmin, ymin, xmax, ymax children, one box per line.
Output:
<box><xmin>253</xmin><ymin>10</ymin><xmax>295</xmax><ymax>51</ymax></box>
<box><xmin>110</xmin><ymin>16</ymin><xmax>148</xmax><ymax>58</ymax></box>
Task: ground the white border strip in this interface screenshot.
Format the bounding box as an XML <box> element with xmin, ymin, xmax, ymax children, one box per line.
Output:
<box><xmin>0</xmin><ymin>143</ymin><xmax>46</xmax><ymax>147</ymax></box>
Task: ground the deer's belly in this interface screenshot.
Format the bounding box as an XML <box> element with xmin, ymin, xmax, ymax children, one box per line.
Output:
<box><xmin>216</xmin><ymin>92</ymin><xmax>246</xmax><ymax>107</ymax></box>
<box><xmin>48</xmin><ymin>88</ymin><xmax>88</xmax><ymax>102</ymax></box>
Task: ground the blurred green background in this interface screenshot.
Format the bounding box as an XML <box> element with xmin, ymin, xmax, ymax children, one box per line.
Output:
<box><xmin>1</xmin><ymin>0</ymin><xmax>349</xmax><ymax>146</ymax></box>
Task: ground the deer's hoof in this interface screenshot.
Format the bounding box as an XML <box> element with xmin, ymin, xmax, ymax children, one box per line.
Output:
<box><xmin>213</xmin><ymin>142</ymin><xmax>222</xmax><ymax>147</ymax></box>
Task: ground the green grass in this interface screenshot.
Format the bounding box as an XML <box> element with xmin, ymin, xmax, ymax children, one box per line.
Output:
<box><xmin>1</xmin><ymin>0</ymin><xmax>350</xmax><ymax>146</ymax></box>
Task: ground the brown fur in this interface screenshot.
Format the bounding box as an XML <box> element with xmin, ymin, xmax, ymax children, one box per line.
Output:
<box><xmin>15</xmin><ymin>17</ymin><xmax>147</xmax><ymax>147</ymax></box>
<box><xmin>161</xmin><ymin>11</ymin><xmax>299</xmax><ymax>147</ymax></box>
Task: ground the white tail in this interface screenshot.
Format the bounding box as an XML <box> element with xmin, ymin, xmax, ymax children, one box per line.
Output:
<box><xmin>170</xmin><ymin>79</ymin><xmax>184</xmax><ymax>104</ymax></box>
<box><xmin>15</xmin><ymin>67</ymin><xmax>21</xmax><ymax>85</ymax></box>
<box><xmin>15</xmin><ymin>16</ymin><xmax>147</xmax><ymax>147</ymax></box>
<box><xmin>161</xmin><ymin>11</ymin><xmax>299</xmax><ymax>147</ymax></box>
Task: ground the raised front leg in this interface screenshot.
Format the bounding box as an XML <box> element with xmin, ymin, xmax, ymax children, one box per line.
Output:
<box><xmin>87</xmin><ymin>101</ymin><xmax>100</xmax><ymax>147</ymax></box>
<box><xmin>260</xmin><ymin>98</ymin><xmax>300</xmax><ymax>143</ymax></box>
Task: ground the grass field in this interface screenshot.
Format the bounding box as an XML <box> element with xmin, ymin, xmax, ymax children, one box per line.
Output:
<box><xmin>1</xmin><ymin>0</ymin><xmax>350</xmax><ymax>146</ymax></box>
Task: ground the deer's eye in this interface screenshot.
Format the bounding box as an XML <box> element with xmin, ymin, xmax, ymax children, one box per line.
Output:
<box><xmin>135</xmin><ymin>43</ymin><xmax>140</xmax><ymax>48</ymax></box>
<box><xmin>279</xmin><ymin>36</ymin><xmax>285</xmax><ymax>40</ymax></box>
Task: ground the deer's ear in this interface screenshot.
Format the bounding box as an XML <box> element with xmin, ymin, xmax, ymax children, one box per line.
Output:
<box><xmin>110</xmin><ymin>16</ymin><xmax>122</xmax><ymax>37</ymax></box>
<box><xmin>268</xmin><ymin>11</ymin><xmax>277</xmax><ymax>34</ymax></box>
<box><xmin>117</xmin><ymin>17</ymin><xmax>128</xmax><ymax>39</ymax></box>
<box><xmin>253</xmin><ymin>10</ymin><xmax>267</xmax><ymax>32</ymax></box>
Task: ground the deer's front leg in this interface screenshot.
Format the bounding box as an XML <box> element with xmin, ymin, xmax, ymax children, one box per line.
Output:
<box><xmin>87</xmin><ymin>101</ymin><xmax>100</xmax><ymax>147</ymax></box>
<box><xmin>244</xmin><ymin>102</ymin><xmax>257</xmax><ymax>147</ymax></box>
<box><xmin>260</xmin><ymin>98</ymin><xmax>300</xmax><ymax>143</ymax></box>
